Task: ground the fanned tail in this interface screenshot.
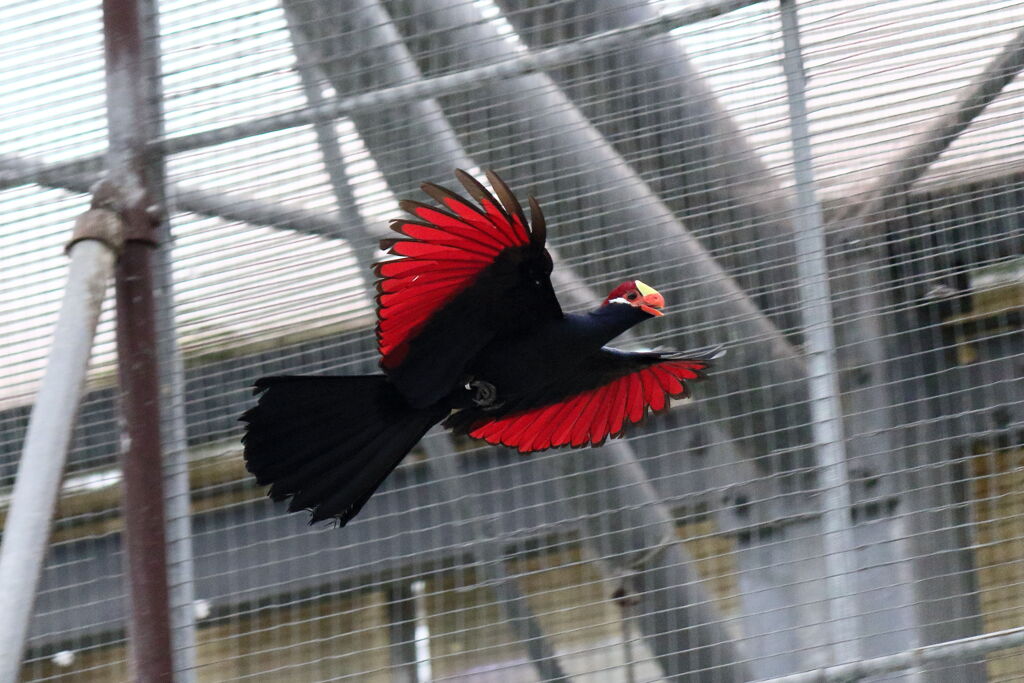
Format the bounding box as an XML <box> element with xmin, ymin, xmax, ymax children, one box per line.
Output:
<box><xmin>241</xmin><ymin>375</ymin><xmax>446</xmax><ymax>526</ymax></box>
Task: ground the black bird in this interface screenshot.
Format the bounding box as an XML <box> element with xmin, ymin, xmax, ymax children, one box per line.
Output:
<box><xmin>241</xmin><ymin>170</ymin><xmax>718</xmax><ymax>526</ymax></box>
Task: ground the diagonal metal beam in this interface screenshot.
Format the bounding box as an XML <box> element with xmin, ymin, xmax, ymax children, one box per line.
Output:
<box><xmin>281</xmin><ymin>2</ymin><xmax>369</xmax><ymax>245</ymax></box>
<box><xmin>853</xmin><ymin>25</ymin><xmax>1024</xmax><ymax>229</ymax></box>
<box><xmin>496</xmin><ymin>0</ymin><xmax>804</xmax><ymax>341</ymax></box>
<box><xmin>376</xmin><ymin>0</ymin><xmax>808</xmax><ymax>470</ymax></box>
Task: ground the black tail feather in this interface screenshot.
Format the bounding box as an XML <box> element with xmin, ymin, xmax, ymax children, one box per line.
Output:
<box><xmin>241</xmin><ymin>375</ymin><xmax>445</xmax><ymax>527</ymax></box>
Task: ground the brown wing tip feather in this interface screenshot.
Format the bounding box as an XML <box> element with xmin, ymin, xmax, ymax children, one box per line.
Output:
<box><xmin>484</xmin><ymin>170</ymin><xmax>525</xmax><ymax>219</ymax></box>
<box><xmin>454</xmin><ymin>168</ymin><xmax>490</xmax><ymax>203</ymax></box>
<box><xmin>527</xmin><ymin>195</ymin><xmax>546</xmax><ymax>246</ymax></box>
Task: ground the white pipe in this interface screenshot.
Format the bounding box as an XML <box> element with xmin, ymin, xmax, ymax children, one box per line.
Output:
<box><xmin>778</xmin><ymin>0</ymin><xmax>862</xmax><ymax>665</ymax></box>
<box><xmin>0</xmin><ymin>221</ymin><xmax>120</xmax><ymax>681</ymax></box>
<box><xmin>756</xmin><ymin>625</ymin><xmax>1024</xmax><ymax>683</ymax></box>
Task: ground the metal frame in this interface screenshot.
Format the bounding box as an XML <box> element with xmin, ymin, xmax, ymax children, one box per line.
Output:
<box><xmin>0</xmin><ymin>0</ymin><xmax>770</xmax><ymax>194</ymax></box>
<box><xmin>778</xmin><ymin>0</ymin><xmax>861</xmax><ymax>665</ymax></box>
<box><xmin>3</xmin><ymin>0</ymin><xmax>1023</xmax><ymax>679</ymax></box>
<box><xmin>103</xmin><ymin>0</ymin><xmax>177</xmax><ymax>678</ymax></box>
<box><xmin>137</xmin><ymin>0</ymin><xmax>199</xmax><ymax>676</ymax></box>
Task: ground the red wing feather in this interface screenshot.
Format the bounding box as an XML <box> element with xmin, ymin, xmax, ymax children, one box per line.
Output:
<box><xmin>375</xmin><ymin>170</ymin><xmax>544</xmax><ymax>366</ymax></box>
<box><xmin>468</xmin><ymin>359</ymin><xmax>713</xmax><ymax>454</ymax></box>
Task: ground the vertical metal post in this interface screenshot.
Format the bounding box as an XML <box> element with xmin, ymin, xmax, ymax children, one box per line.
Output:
<box><xmin>137</xmin><ymin>0</ymin><xmax>199</xmax><ymax>676</ymax></box>
<box><xmin>0</xmin><ymin>209</ymin><xmax>122</xmax><ymax>682</ymax></box>
<box><xmin>778</xmin><ymin>0</ymin><xmax>861</xmax><ymax>664</ymax></box>
<box><xmin>103</xmin><ymin>0</ymin><xmax>176</xmax><ymax>679</ymax></box>
<box><xmin>421</xmin><ymin>434</ymin><xmax>571</xmax><ymax>683</ymax></box>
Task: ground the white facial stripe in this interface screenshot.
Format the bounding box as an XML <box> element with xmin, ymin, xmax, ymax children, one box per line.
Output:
<box><xmin>608</xmin><ymin>297</ymin><xmax>632</xmax><ymax>305</ymax></box>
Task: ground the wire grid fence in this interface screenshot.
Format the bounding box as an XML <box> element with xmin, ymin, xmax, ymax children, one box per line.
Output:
<box><xmin>1</xmin><ymin>0</ymin><xmax>1023</xmax><ymax>680</ymax></box>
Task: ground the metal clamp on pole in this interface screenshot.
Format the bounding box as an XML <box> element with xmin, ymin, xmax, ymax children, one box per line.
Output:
<box><xmin>0</xmin><ymin>189</ymin><xmax>125</xmax><ymax>683</ymax></box>
<box><xmin>66</xmin><ymin>179</ymin><xmax>127</xmax><ymax>255</ymax></box>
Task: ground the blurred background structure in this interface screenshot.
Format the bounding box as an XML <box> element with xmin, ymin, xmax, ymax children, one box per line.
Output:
<box><xmin>1</xmin><ymin>0</ymin><xmax>1023</xmax><ymax>680</ymax></box>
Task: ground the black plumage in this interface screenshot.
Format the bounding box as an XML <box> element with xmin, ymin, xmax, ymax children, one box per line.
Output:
<box><xmin>241</xmin><ymin>170</ymin><xmax>718</xmax><ymax>526</ymax></box>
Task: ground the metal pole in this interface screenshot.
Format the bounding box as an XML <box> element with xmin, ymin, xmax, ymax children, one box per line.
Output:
<box><xmin>0</xmin><ymin>202</ymin><xmax>123</xmax><ymax>683</ymax></box>
<box><xmin>756</xmin><ymin>625</ymin><xmax>1024</xmax><ymax>683</ymax></box>
<box><xmin>137</xmin><ymin>0</ymin><xmax>199</xmax><ymax>674</ymax></box>
<box><xmin>114</xmin><ymin>232</ymin><xmax>176</xmax><ymax>683</ymax></box>
<box><xmin>421</xmin><ymin>433</ymin><xmax>572</xmax><ymax>683</ymax></box>
<box><xmin>103</xmin><ymin>0</ymin><xmax>176</xmax><ymax>679</ymax></box>
<box><xmin>778</xmin><ymin>0</ymin><xmax>860</xmax><ymax>665</ymax></box>
<box><xmin>280</xmin><ymin>3</ymin><xmax>368</xmax><ymax>242</ymax></box>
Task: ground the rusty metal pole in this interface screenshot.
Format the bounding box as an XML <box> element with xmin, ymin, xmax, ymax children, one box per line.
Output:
<box><xmin>103</xmin><ymin>0</ymin><xmax>176</xmax><ymax>680</ymax></box>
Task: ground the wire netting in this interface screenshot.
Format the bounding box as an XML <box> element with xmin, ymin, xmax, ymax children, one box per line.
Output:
<box><xmin>2</xmin><ymin>0</ymin><xmax>1023</xmax><ymax>680</ymax></box>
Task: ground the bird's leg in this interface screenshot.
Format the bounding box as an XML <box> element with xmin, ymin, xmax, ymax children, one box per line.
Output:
<box><xmin>467</xmin><ymin>379</ymin><xmax>503</xmax><ymax>409</ymax></box>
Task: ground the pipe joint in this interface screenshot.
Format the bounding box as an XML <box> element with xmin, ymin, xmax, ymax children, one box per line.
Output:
<box><xmin>67</xmin><ymin>207</ymin><xmax>124</xmax><ymax>256</ymax></box>
<box><xmin>66</xmin><ymin>178</ymin><xmax>163</xmax><ymax>254</ymax></box>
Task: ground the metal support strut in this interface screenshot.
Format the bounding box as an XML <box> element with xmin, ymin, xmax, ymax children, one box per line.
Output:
<box><xmin>103</xmin><ymin>0</ymin><xmax>177</xmax><ymax>679</ymax></box>
<box><xmin>0</xmin><ymin>190</ymin><xmax>124</xmax><ymax>682</ymax></box>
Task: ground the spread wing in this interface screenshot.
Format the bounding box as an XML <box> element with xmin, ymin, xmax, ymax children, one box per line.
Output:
<box><xmin>376</xmin><ymin>169</ymin><xmax>562</xmax><ymax>407</ymax></box>
<box><xmin>447</xmin><ymin>348</ymin><xmax>720</xmax><ymax>453</ymax></box>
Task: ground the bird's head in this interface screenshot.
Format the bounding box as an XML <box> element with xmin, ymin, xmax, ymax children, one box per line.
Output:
<box><xmin>602</xmin><ymin>280</ymin><xmax>665</xmax><ymax>317</ymax></box>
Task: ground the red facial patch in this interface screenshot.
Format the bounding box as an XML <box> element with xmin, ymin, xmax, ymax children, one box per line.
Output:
<box><xmin>602</xmin><ymin>281</ymin><xmax>637</xmax><ymax>305</ymax></box>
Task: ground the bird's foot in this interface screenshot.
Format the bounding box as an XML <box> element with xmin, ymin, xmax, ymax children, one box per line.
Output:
<box><xmin>468</xmin><ymin>380</ymin><xmax>503</xmax><ymax>409</ymax></box>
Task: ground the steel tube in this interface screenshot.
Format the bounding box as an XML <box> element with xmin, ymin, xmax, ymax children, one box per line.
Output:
<box><xmin>756</xmin><ymin>625</ymin><xmax>1024</xmax><ymax>683</ymax></box>
<box><xmin>0</xmin><ymin>231</ymin><xmax>120</xmax><ymax>682</ymax></box>
<box><xmin>137</xmin><ymin>0</ymin><xmax>199</xmax><ymax>675</ymax></box>
<box><xmin>855</xmin><ymin>25</ymin><xmax>1024</xmax><ymax>227</ymax></box>
<box><xmin>114</xmin><ymin>244</ymin><xmax>176</xmax><ymax>681</ymax></box>
<box><xmin>103</xmin><ymin>0</ymin><xmax>176</xmax><ymax>679</ymax></box>
<box><xmin>778</xmin><ymin>0</ymin><xmax>861</xmax><ymax>665</ymax></box>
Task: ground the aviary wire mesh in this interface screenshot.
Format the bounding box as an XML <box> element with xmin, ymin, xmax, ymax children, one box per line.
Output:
<box><xmin>2</xmin><ymin>0</ymin><xmax>1023</xmax><ymax>680</ymax></box>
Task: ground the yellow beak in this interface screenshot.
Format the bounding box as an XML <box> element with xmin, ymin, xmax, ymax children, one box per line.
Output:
<box><xmin>634</xmin><ymin>280</ymin><xmax>665</xmax><ymax>316</ymax></box>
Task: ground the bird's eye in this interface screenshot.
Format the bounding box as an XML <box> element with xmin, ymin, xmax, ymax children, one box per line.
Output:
<box><xmin>626</xmin><ymin>292</ymin><xmax>638</xmax><ymax>301</ymax></box>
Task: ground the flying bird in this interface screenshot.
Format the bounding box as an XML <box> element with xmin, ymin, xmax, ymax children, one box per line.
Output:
<box><xmin>241</xmin><ymin>170</ymin><xmax>719</xmax><ymax>526</ymax></box>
